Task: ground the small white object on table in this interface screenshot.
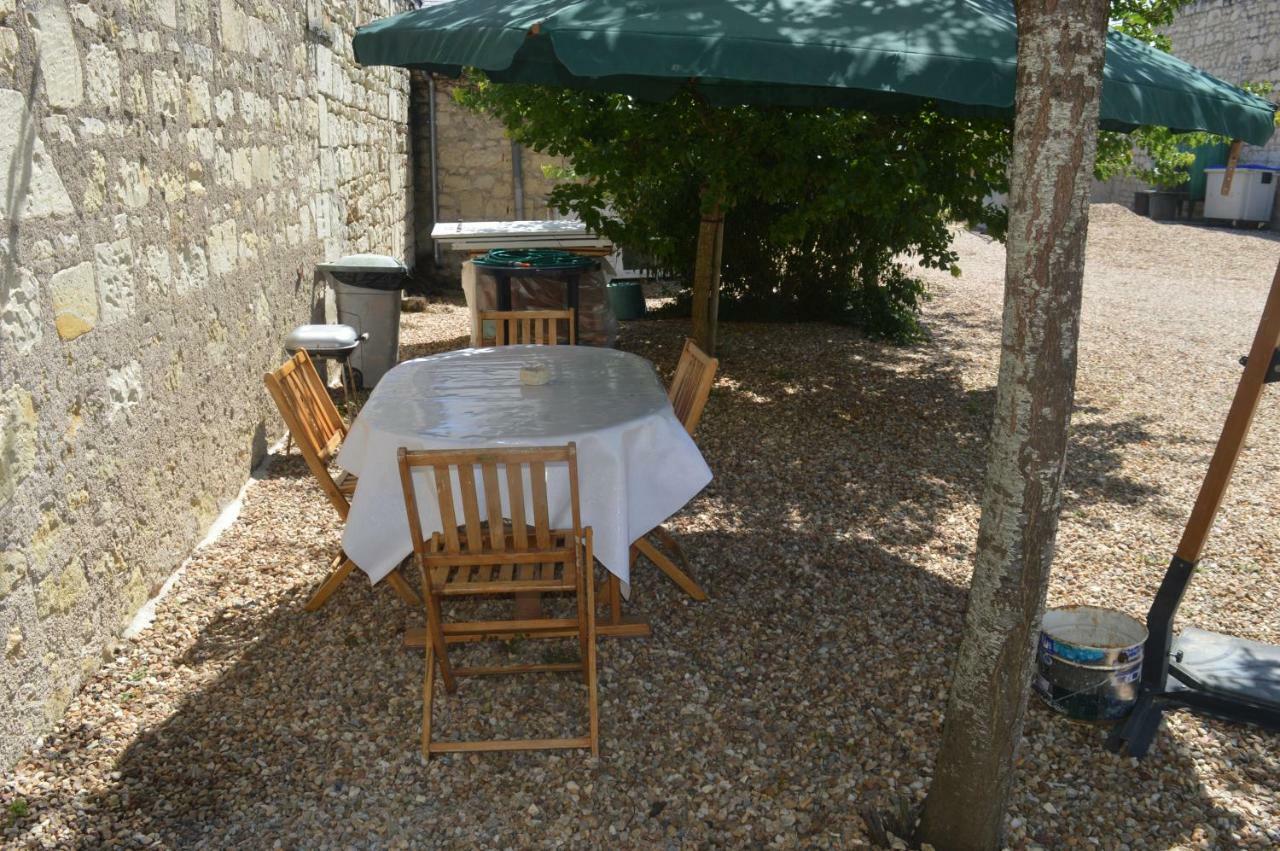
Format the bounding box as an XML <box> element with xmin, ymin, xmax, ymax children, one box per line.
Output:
<box><xmin>336</xmin><ymin>345</ymin><xmax>712</xmax><ymax>588</ymax></box>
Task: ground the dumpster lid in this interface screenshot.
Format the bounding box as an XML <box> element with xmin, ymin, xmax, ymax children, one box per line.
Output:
<box><xmin>317</xmin><ymin>253</ymin><xmax>408</xmax><ymax>272</ymax></box>
<box><xmin>1205</xmin><ymin>164</ymin><xmax>1280</xmax><ymax>172</ymax></box>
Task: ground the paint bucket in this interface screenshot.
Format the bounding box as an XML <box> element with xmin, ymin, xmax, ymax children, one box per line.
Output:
<box><xmin>1034</xmin><ymin>605</ymin><xmax>1146</xmax><ymax>722</ymax></box>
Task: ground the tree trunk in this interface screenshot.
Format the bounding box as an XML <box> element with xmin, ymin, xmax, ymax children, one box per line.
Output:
<box><xmin>916</xmin><ymin>2</ymin><xmax>1109</xmax><ymax>849</ymax></box>
<box><xmin>691</xmin><ymin>195</ymin><xmax>725</xmax><ymax>355</ymax></box>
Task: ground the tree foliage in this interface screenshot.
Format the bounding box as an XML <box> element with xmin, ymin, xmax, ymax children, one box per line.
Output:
<box><xmin>458</xmin><ymin>79</ymin><xmax>1009</xmax><ymax>341</ymax></box>
<box><xmin>1109</xmin><ymin>0</ymin><xmax>1189</xmax><ymax>51</ymax></box>
<box><xmin>454</xmin><ymin>0</ymin><xmax>1274</xmax><ymax>339</ymax></box>
<box><xmin>1096</xmin><ymin>0</ymin><xmax>1277</xmax><ymax>188</ymax></box>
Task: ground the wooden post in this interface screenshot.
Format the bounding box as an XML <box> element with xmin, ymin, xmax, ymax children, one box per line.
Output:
<box><xmin>1221</xmin><ymin>139</ymin><xmax>1243</xmax><ymax>195</ymax></box>
<box><xmin>690</xmin><ymin>196</ymin><xmax>725</xmax><ymax>355</ymax></box>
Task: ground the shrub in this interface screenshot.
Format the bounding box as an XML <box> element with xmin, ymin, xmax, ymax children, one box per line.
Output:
<box><xmin>457</xmin><ymin>81</ymin><xmax>1009</xmax><ymax>342</ymax></box>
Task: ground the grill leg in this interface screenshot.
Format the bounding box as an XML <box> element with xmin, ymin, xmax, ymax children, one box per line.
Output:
<box><xmin>341</xmin><ymin>358</ymin><xmax>356</xmax><ymax>416</ymax></box>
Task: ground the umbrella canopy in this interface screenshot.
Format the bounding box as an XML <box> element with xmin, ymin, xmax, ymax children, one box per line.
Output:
<box><xmin>354</xmin><ymin>0</ymin><xmax>1275</xmax><ymax>145</ymax></box>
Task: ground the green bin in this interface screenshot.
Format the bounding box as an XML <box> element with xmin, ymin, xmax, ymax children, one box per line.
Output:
<box><xmin>606</xmin><ymin>279</ymin><xmax>646</xmax><ymax>320</ymax></box>
<box><xmin>1187</xmin><ymin>141</ymin><xmax>1228</xmax><ymax>201</ymax></box>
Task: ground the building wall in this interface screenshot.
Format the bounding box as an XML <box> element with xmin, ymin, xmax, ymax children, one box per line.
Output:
<box><xmin>1164</xmin><ymin>0</ymin><xmax>1280</xmax><ymax>169</ymax></box>
<box><xmin>415</xmin><ymin>78</ymin><xmax>570</xmax><ymax>280</ymax></box>
<box><xmin>1094</xmin><ymin>0</ymin><xmax>1280</xmax><ymax>220</ymax></box>
<box><xmin>0</xmin><ymin>0</ymin><xmax>410</xmax><ymax>769</ymax></box>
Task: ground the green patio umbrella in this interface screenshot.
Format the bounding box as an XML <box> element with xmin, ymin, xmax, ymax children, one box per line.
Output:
<box><xmin>355</xmin><ymin>0</ymin><xmax>1274</xmax><ymax>142</ymax></box>
<box><xmin>354</xmin><ymin>0</ymin><xmax>1276</xmax><ymax>348</ymax></box>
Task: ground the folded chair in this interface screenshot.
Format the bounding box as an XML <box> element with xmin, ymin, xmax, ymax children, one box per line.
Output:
<box><xmin>264</xmin><ymin>351</ymin><xmax>420</xmax><ymax>611</ymax></box>
<box><xmin>397</xmin><ymin>444</ymin><xmax>599</xmax><ymax>758</ymax></box>
<box><xmin>478</xmin><ymin>308</ymin><xmax>576</xmax><ymax>346</ymax></box>
<box><xmin>631</xmin><ymin>338</ymin><xmax>719</xmax><ymax>602</ymax></box>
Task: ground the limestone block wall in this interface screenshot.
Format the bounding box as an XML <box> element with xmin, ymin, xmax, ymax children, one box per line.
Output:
<box><xmin>0</xmin><ymin>0</ymin><xmax>410</xmax><ymax>769</ymax></box>
<box><xmin>1091</xmin><ymin>3</ymin><xmax>1280</xmax><ymax>218</ymax></box>
<box><xmin>1164</xmin><ymin>0</ymin><xmax>1280</xmax><ymax>169</ymax></box>
<box><xmin>417</xmin><ymin>78</ymin><xmax>571</xmax><ymax>279</ymax></box>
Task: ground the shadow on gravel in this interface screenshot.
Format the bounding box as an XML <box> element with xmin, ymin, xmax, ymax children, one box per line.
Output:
<box><xmin>400</xmin><ymin>332</ymin><xmax>472</xmax><ymax>362</ymax></box>
<box><xmin>15</xmin><ymin>316</ymin><xmax>1262</xmax><ymax>847</ymax></box>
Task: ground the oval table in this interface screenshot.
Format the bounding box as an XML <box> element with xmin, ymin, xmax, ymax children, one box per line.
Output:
<box><xmin>336</xmin><ymin>345</ymin><xmax>713</xmax><ymax>637</ymax></box>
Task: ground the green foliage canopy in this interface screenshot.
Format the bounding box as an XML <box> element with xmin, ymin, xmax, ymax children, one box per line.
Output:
<box><xmin>453</xmin><ymin>0</ymin><xmax>1274</xmax><ymax>338</ymax></box>
<box><xmin>1097</xmin><ymin>0</ymin><xmax>1277</xmax><ymax>188</ymax></box>
<box><xmin>458</xmin><ymin>79</ymin><xmax>1009</xmax><ymax>341</ymax></box>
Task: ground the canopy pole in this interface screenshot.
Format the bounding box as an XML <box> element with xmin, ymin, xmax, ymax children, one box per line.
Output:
<box><xmin>691</xmin><ymin>195</ymin><xmax>724</xmax><ymax>355</ymax></box>
<box><xmin>1221</xmin><ymin>139</ymin><xmax>1244</xmax><ymax>195</ymax></box>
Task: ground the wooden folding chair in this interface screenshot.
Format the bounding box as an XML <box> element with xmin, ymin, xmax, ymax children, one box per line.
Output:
<box><xmin>478</xmin><ymin>309</ymin><xmax>576</xmax><ymax>346</ymax></box>
<box><xmin>629</xmin><ymin>338</ymin><xmax>719</xmax><ymax>603</ymax></box>
<box><xmin>264</xmin><ymin>351</ymin><xmax>420</xmax><ymax>612</ymax></box>
<box><xmin>397</xmin><ymin>444</ymin><xmax>599</xmax><ymax>758</ymax></box>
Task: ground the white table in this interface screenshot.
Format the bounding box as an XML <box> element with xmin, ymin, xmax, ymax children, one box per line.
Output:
<box><xmin>337</xmin><ymin>346</ymin><xmax>712</xmax><ymax>595</ymax></box>
<box><xmin>430</xmin><ymin>219</ymin><xmax>613</xmax><ymax>252</ymax></box>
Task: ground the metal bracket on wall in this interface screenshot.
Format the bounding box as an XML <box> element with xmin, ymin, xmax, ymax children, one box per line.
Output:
<box><xmin>1237</xmin><ymin>347</ymin><xmax>1280</xmax><ymax>383</ymax></box>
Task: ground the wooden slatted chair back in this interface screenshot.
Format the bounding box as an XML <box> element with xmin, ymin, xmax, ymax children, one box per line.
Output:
<box><xmin>397</xmin><ymin>445</ymin><xmax>582</xmax><ymax>580</ymax></box>
<box><xmin>398</xmin><ymin>442</ymin><xmax>598</xmax><ymax>758</ymax></box>
<box><xmin>264</xmin><ymin>351</ymin><xmax>352</xmax><ymax>519</ymax></box>
<box><xmin>668</xmin><ymin>338</ymin><xmax>719</xmax><ymax>435</ymax></box>
<box><xmin>479</xmin><ymin>309</ymin><xmax>576</xmax><ymax>346</ymax></box>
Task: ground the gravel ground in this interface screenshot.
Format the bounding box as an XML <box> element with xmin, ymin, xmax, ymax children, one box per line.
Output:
<box><xmin>4</xmin><ymin>206</ymin><xmax>1279</xmax><ymax>849</ymax></box>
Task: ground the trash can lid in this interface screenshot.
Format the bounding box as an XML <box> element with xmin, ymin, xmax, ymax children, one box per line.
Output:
<box><xmin>317</xmin><ymin>253</ymin><xmax>408</xmax><ymax>272</ymax></box>
<box><xmin>472</xmin><ymin>248</ymin><xmax>598</xmax><ymax>270</ymax></box>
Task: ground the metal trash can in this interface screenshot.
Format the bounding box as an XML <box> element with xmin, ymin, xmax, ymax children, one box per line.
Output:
<box><xmin>1148</xmin><ymin>189</ymin><xmax>1188</xmax><ymax>221</ymax></box>
<box><xmin>316</xmin><ymin>254</ymin><xmax>408</xmax><ymax>388</ymax></box>
<box><xmin>606</xmin><ymin>279</ymin><xmax>646</xmax><ymax>320</ymax></box>
<box><xmin>1133</xmin><ymin>190</ymin><xmax>1152</xmax><ymax>217</ymax></box>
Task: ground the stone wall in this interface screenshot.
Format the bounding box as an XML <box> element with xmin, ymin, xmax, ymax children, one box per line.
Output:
<box><xmin>0</xmin><ymin>0</ymin><xmax>410</xmax><ymax>769</ymax></box>
<box><xmin>1164</xmin><ymin>0</ymin><xmax>1280</xmax><ymax>226</ymax></box>
<box><xmin>1164</xmin><ymin>0</ymin><xmax>1280</xmax><ymax>169</ymax></box>
<box><xmin>1095</xmin><ymin>0</ymin><xmax>1280</xmax><ymax>220</ymax></box>
<box><xmin>415</xmin><ymin>78</ymin><xmax>570</xmax><ymax>280</ymax></box>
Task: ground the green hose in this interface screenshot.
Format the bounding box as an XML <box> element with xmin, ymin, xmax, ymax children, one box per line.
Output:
<box><xmin>472</xmin><ymin>248</ymin><xmax>598</xmax><ymax>269</ymax></box>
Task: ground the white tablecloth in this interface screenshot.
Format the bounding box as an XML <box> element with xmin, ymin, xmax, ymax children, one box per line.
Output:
<box><xmin>337</xmin><ymin>346</ymin><xmax>712</xmax><ymax>586</ymax></box>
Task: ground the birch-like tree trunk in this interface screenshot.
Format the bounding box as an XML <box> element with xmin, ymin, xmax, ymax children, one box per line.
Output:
<box><xmin>917</xmin><ymin>2</ymin><xmax>1109</xmax><ymax>848</ymax></box>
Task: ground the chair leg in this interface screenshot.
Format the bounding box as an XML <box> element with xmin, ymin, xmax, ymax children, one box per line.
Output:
<box><xmin>576</xmin><ymin>565</ymin><xmax>590</xmax><ymax>676</ymax></box>
<box><xmin>586</xmin><ymin>591</ymin><xmax>600</xmax><ymax>756</ymax></box>
<box><xmin>422</xmin><ymin>639</ymin><xmax>436</xmax><ymax>760</ymax></box>
<box><xmin>635</xmin><ymin>536</ymin><xmax>708</xmax><ymax>602</ymax></box>
<box><xmin>426</xmin><ymin>591</ymin><xmax>457</xmax><ymax>693</ymax></box>
<box><xmin>385</xmin><ymin>570</ymin><xmax>422</xmax><ymax>607</ymax></box>
<box><xmin>583</xmin><ymin>532</ymin><xmax>600</xmax><ymax>757</ymax></box>
<box><xmin>587</xmin><ymin>627</ymin><xmax>599</xmax><ymax>758</ymax></box>
<box><xmin>304</xmin><ymin>553</ymin><xmax>355</xmax><ymax>612</ymax></box>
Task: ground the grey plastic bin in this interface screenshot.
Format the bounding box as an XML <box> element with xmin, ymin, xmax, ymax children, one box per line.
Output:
<box><xmin>316</xmin><ymin>254</ymin><xmax>408</xmax><ymax>388</ymax></box>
